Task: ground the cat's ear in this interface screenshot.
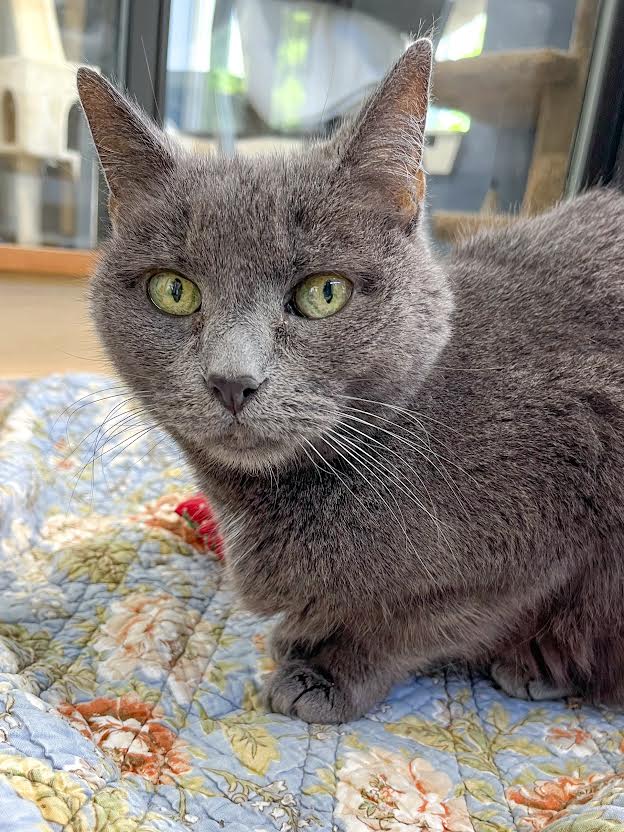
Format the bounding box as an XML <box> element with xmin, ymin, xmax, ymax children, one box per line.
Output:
<box><xmin>337</xmin><ymin>39</ymin><xmax>432</xmax><ymax>227</ymax></box>
<box><xmin>77</xmin><ymin>68</ymin><xmax>175</xmax><ymax>223</ymax></box>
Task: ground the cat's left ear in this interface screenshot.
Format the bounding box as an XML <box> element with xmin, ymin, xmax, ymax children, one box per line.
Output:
<box><xmin>336</xmin><ymin>39</ymin><xmax>432</xmax><ymax>228</ymax></box>
<box><xmin>77</xmin><ymin>68</ymin><xmax>176</xmax><ymax>225</ymax></box>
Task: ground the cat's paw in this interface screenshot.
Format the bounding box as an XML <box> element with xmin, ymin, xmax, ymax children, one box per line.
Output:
<box><xmin>490</xmin><ymin>659</ymin><xmax>573</xmax><ymax>701</ymax></box>
<box><xmin>264</xmin><ymin>660</ymin><xmax>355</xmax><ymax>723</ymax></box>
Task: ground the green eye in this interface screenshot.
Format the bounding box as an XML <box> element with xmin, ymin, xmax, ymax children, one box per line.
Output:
<box><xmin>147</xmin><ymin>272</ymin><xmax>202</xmax><ymax>316</ymax></box>
<box><xmin>294</xmin><ymin>273</ymin><xmax>353</xmax><ymax>319</ymax></box>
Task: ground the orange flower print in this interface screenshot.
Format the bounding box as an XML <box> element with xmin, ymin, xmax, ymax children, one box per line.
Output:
<box><xmin>546</xmin><ymin>726</ymin><xmax>593</xmax><ymax>757</ymax></box>
<box><xmin>252</xmin><ymin>633</ymin><xmax>267</xmax><ymax>654</ymax></box>
<box><xmin>336</xmin><ymin>748</ymin><xmax>472</xmax><ymax>831</ymax></box>
<box><xmin>59</xmin><ymin>696</ymin><xmax>191</xmax><ymax>784</ymax></box>
<box><xmin>94</xmin><ymin>592</ymin><xmax>200</xmax><ymax>681</ymax></box>
<box><xmin>53</xmin><ymin>437</ymin><xmax>77</xmax><ymax>470</ymax></box>
<box><xmin>133</xmin><ymin>493</ymin><xmax>224</xmax><ymax>558</ymax></box>
<box><xmin>508</xmin><ymin>774</ymin><xmax>604</xmax><ymax>831</ymax></box>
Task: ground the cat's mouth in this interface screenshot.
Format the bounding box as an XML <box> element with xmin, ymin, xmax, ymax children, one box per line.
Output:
<box><xmin>204</xmin><ymin>421</ymin><xmax>294</xmax><ymax>470</ymax></box>
<box><xmin>170</xmin><ymin>403</ymin><xmax>327</xmax><ymax>472</ymax></box>
<box><xmin>219</xmin><ymin>428</ymin><xmax>282</xmax><ymax>452</ymax></box>
<box><xmin>209</xmin><ymin>436</ymin><xmax>293</xmax><ymax>472</ymax></box>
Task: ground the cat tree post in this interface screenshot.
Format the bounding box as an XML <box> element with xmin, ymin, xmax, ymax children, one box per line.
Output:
<box><xmin>522</xmin><ymin>0</ymin><xmax>599</xmax><ymax>213</ymax></box>
<box><xmin>0</xmin><ymin>0</ymin><xmax>85</xmax><ymax>245</ymax></box>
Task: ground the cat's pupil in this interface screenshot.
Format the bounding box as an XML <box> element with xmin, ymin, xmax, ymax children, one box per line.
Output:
<box><xmin>171</xmin><ymin>278</ymin><xmax>183</xmax><ymax>303</ymax></box>
<box><xmin>323</xmin><ymin>280</ymin><xmax>333</xmax><ymax>304</ymax></box>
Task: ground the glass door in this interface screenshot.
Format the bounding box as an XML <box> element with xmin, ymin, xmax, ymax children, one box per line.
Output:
<box><xmin>163</xmin><ymin>0</ymin><xmax>604</xmax><ymax>245</ymax></box>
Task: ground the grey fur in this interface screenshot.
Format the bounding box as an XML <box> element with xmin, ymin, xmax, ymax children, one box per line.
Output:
<box><xmin>78</xmin><ymin>41</ymin><xmax>624</xmax><ymax>722</ymax></box>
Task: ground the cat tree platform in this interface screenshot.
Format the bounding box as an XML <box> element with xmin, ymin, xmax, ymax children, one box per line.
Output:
<box><xmin>432</xmin><ymin>0</ymin><xmax>599</xmax><ymax>243</ymax></box>
<box><xmin>433</xmin><ymin>49</ymin><xmax>578</xmax><ymax>130</ymax></box>
<box><xmin>432</xmin><ymin>210</ymin><xmax>514</xmax><ymax>244</ymax></box>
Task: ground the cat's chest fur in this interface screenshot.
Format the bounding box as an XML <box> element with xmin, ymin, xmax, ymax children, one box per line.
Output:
<box><xmin>203</xmin><ymin>469</ymin><xmax>402</xmax><ymax>620</ymax></box>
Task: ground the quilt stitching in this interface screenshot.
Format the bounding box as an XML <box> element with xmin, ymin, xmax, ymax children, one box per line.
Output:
<box><xmin>133</xmin><ymin>576</ymin><xmax>228</xmax><ymax>826</ymax></box>
<box><xmin>468</xmin><ymin>671</ymin><xmax>520</xmax><ymax>831</ymax></box>
<box><xmin>442</xmin><ymin>671</ymin><xmax>477</xmax><ymax>832</ymax></box>
<box><xmin>32</xmin><ymin>544</ymin><xmax>140</xmax><ymax>701</ymax></box>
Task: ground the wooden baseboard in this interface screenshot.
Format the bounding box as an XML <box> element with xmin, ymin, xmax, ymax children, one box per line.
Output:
<box><xmin>0</xmin><ymin>272</ymin><xmax>109</xmax><ymax>378</ymax></box>
<box><xmin>0</xmin><ymin>244</ymin><xmax>97</xmax><ymax>277</ymax></box>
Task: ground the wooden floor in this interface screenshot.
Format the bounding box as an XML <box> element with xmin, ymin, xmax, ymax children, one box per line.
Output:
<box><xmin>0</xmin><ymin>273</ymin><xmax>111</xmax><ymax>379</ymax></box>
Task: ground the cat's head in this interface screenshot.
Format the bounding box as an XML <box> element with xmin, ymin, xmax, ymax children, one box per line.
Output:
<box><xmin>78</xmin><ymin>40</ymin><xmax>452</xmax><ymax>474</ymax></box>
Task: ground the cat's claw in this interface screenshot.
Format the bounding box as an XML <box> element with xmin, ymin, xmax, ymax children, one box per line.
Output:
<box><xmin>264</xmin><ymin>660</ymin><xmax>353</xmax><ymax>723</ymax></box>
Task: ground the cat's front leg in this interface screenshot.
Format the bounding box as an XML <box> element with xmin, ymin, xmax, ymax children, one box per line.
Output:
<box><xmin>267</xmin><ymin>618</ymin><xmax>326</xmax><ymax>663</ymax></box>
<box><xmin>264</xmin><ymin>638</ymin><xmax>393</xmax><ymax>723</ymax></box>
<box><xmin>268</xmin><ymin>628</ymin><xmax>309</xmax><ymax>663</ymax></box>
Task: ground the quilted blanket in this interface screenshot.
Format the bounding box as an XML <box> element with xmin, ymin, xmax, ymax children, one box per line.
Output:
<box><xmin>1</xmin><ymin>375</ymin><xmax>624</xmax><ymax>832</ymax></box>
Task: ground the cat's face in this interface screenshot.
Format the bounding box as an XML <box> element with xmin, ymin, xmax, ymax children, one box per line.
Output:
<box><xmin>80</xmin><ymin>40</ymin><xmax>452</xmax><ymax>473</ymax></box>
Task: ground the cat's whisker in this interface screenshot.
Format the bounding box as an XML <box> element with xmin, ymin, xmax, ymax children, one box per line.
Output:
<box><xmin>87</xmin><ymin>416</ymin><xmax>152</xmax><ymax>470</ymax></box>
<box><xmin>322</xmin><ymin>430</ymin><xmax>426</xmax><ymax>574</ymax></box>
<box><xmin>58</xmin><ymin>383</ymin><xmax>187</xmax><ymax>440</ymax></box>
<box><xmin>68</xmin><ymin>423</ymin><xmax>155</xmax><ymax>511</ymax></box>
<box><xmin>84</xmin><ymin>405</ymin><xmax>151</xmax><ymax>509</ymax></box>
<box><xmin>91</xmin><ymin>424</ymin><xmax>158</xmax><ymax>510</ymax></box>
<box><xmin>105</xmin><ymin>427</ymin><xmax>157</xmax><ymax>467</ymax></box>
<box><xmin>336</xmin><ymin>393</ymin><xmax>461</xmax><ymax>437</ymax></box>
<box><xmin>128</xmin><ymin>434</ymin><xmax>169</xmax><ymax>472</ymax></box>
<box><xmin>340</xmin><ymin>410</ymin><xmax>477</xmax><ymax>487</ymax></box>
<box><xmin>341</xmin><ymin>403</ymin><xmax>437</xmax><ymax>456</ymax></box>
<box><xmin>62</xmin><ymin>389</ymin><xmax>143</xmax><ymax>438</ymax></box>
<box><xmin>65</xmin><ymin>404</ymin><xmax>151</xmax><ymax>461</ymax></box>
<box><xmin>51</xmin><ymin>383</ymin><xmax>129</xmax><ymax>434</ymax></box>
<box><xmin>311</xmin><ymin>436</ymin><xmax>394</xmax><ymax>615</ymax></box>
<box><xmin>90</xmin><ymin>397</ymin><xmax>147</xmax><ymax>462</ymax></box>
<box><xmin>332</xmin><ymin>426</ymin><xmax>451</xmax><ymax>546</ymax></box>
<box><xmin>338</xmin><ymin>418</ymin><xmax>471</xmax><ymax>522</ymax></box>
<box><xmin>326</xmin><ymin>429</ymin><xmax>411</xmax><ymax>533</ymax></box>
<box><xmin>300</xmin><ymin>438</ymin><xmax>372</xmax><ymax>518</ymax></box>
<box><xmin>296</xmin><ymin>439</ymin><xmax>326</xmax><ymax>484</ymax></box>
<box><xmin>327</xmin><ymin>429</ymin><xmax>443</xmax><ymax>580</ymax></box>
<box><xmin>337</xmin><ymin>421</ymin><xmax>436</xmax><ymax>507</ymax></box>
<box><xmin>267</xmin><ymin>463</ymin><xmax>278</xmax><ymax>495</ymax></box>
<box><xmin>339</xmin><ymin>408</ymin><xmax>473</xmax><ymax>513</ymax></box>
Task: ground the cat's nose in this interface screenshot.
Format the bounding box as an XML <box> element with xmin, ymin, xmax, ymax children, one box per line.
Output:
<box><xmin>207</xmin><ymin>375</ymin><xmax>262</xmax><ymax>416</ymax></box>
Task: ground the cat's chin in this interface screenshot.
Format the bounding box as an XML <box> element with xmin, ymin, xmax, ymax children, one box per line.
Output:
<box><xmin>204</xmin><ymin>439</ymin><xmax>295</xmax><ymax>475</ymax></box>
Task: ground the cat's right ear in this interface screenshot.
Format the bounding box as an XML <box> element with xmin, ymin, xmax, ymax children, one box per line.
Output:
<box><xmin>77</xmin><ymin>68</ymin><xmax>175</xmax><ymax>225</ymax></box>
<box><xmin>332</xmin><ymin>39</ymin><xmax>433</xmax><ymax>229</ymax></box>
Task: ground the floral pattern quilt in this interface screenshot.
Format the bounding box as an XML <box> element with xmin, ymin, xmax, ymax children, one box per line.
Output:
<box><xmin>1</xmin><ymin>374</ymin><xmax>624</xmax><ymax>832</ymax></box>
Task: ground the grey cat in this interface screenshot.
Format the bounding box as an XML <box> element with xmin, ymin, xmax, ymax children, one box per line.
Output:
<box><xmin>77</xmin><ymin>39</ymin><xmax>624</xmax><ymax>723</ymax></box>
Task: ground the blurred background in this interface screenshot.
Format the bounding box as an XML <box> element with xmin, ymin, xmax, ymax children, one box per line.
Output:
<box><xmin>0</xmin><ymin>0</ymin><xmax>622</xmax><ymax>378</ymax></box>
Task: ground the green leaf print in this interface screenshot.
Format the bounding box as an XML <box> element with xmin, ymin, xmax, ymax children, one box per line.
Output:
<box><xmin>386</xmin><ymin>716</ymin><xmax>456</xmax><ymax>752</ymax></box>
<box><xmin>222</xmin><ymin>715</ymin><xmax>280</xmax><ymax>776</ymax></box>
<box><xmin>302</xmin><ymin>767</ymin><xmax>336</xmax><ymax>797</ymax></box>
<box><xmin>59</xmin><ymin>538</ymin><xmax>137</xmax><ymax>586</ymax></box>
<box><xmin>494</xmin><ymin>735</ymin><xmax>548</xmax><ymax>757</ymax></box>
<box><xmin>488</xmin><ymin>702</ymin><xmax>510</xmax><ymax>732</ymax></box>
<box><xmin>463</xmin><ymin>777</ymin><xmax>499</xmax><ymax>804</ymax></box>
<box><xmin>544</xmin><ymin>812</ymin><xmax>624</xmax><ymax>832</ymax></box>
<box><xmin>196</xmin><ymin>702</ymin><xmax>217</xmax><ymax>735</ymax></box>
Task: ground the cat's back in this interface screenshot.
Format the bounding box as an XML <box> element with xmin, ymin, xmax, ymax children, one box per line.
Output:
<box><xmin>449</xmin><ymin>188</ymin><xmax>624</xmax><ymax>360</ymax></box>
